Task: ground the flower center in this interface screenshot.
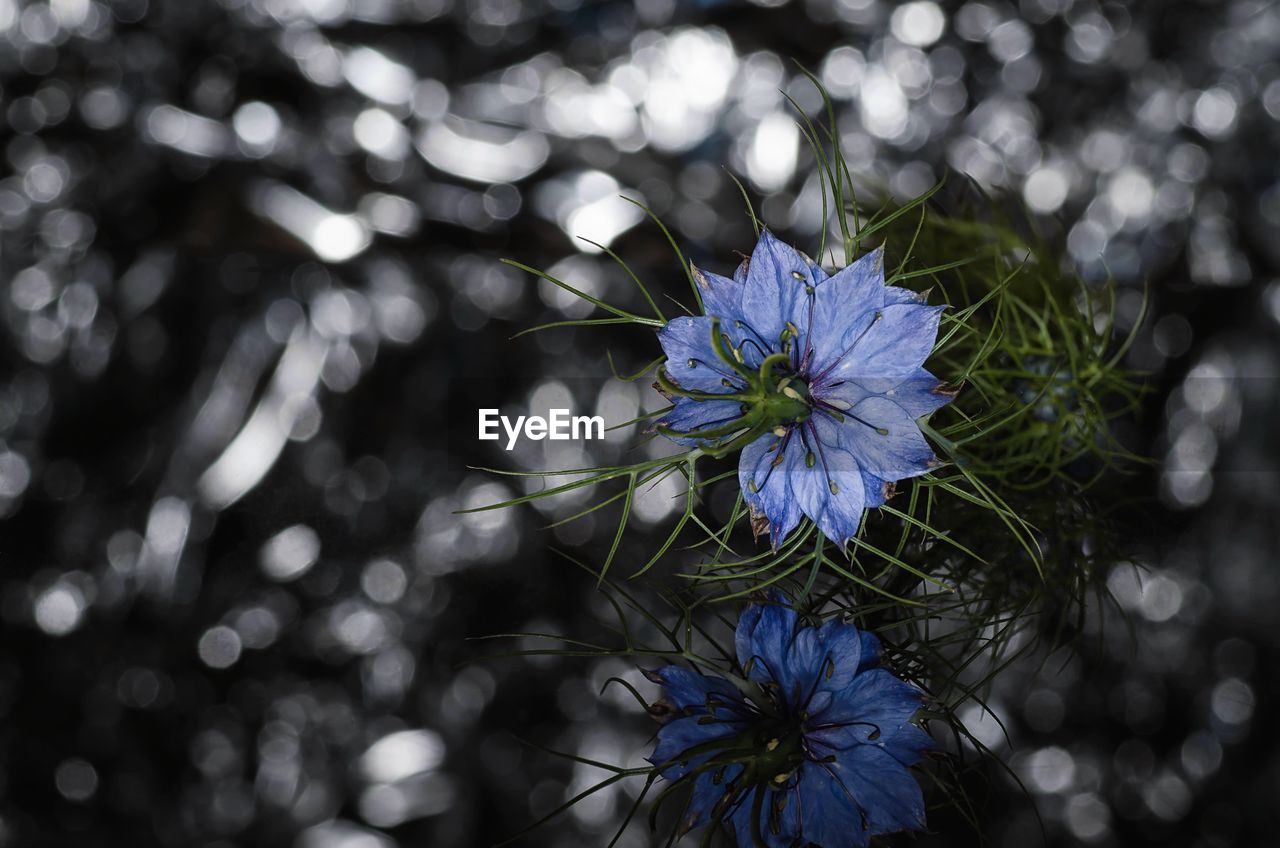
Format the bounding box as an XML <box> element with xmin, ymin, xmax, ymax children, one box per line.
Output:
<box><xmin>758</xmin><ymin>375</ymin><xmax>812</xmax><ymax>430</ymax></box>
<box><xmin>654</xmin><ymin>317</ymin><xmax>817</xmax><ymax>456</ymax></box>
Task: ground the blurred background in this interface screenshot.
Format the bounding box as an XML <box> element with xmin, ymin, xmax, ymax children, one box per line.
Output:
<box><xmin>1</xmin><ymin>0</ymin><xmax>1278</xmax><ymax>846</ymax></box>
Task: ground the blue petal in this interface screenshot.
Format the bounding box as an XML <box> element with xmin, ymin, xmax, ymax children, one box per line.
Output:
<box><xmin>802</xmin><ymin>246</ymin><xmax>885</xmax><ymax>366</ymax></box>
<box><xmin>789</xmin><ymin>416</ymin><xmax>869</xmax><ymax>548</ymax></box>
<box><xmin>837</xmin><ymin>396</ymin><xmax>939</xmax><ymax>480</ymax></box>
<box><xmin>882</xmin><ymin>282</ymin><xmax>930</xmax><ymax>306</ymax></box>
<box><xmin>738</xmin><ymin>430</ymin><xmax>805</xmax><ymax>549</ymax></box>
<box><xmin>862</xmin><ymin>471</ymin><xmax>893</xmax><ymax>509</ymax></box>
<box><xmin>656</xmin><ymin>397</ymin><xmax>745</xmax><ymax>445</ymax></box>
<box><xmin>649</xmin><ymin>715</ymin><xmax>738</xmax><ymax>779</ymax></box>
<box><xmin>649</xmin><ymin>665</ymin><xmax>746</xmax><ymax>714</ymax></box>
<box><xmin>657</xmin><ymin>315</ymin><xmax>744</xmax><ymax>394</ymax></box>
<box><xmin>818</xmin><ymin>366</ymin><xmax>956</xmax><ymax>423</ymax></box>
<box><xmin>807</xmin><ymin>668</ymin><xmax>923</xmax><ymax>751</ymax></box>
<box><xmin>825</xmin><ymin>744</ymin><xmax>927</xmax><ymax>835</ymax></box>
<box><xmin>679</xmin><ymin>763</ymin><xmax>745</xmax><ymax>835</ymax></box>
<box><xmin>882</xmin><ymin>724</ymin><xmax>936</xmax><ymax>767</ymax></box>
<box><xmin>810</xmin><ymin>619</ymin><xmax>866</xmax><ymax>693</ymax></box>
<box><xmin>819</xmin><ymin>303</ymin><xmax>944</xmax><ymax>384</ymax></box>
<box><xmin>733</xmin><ymin>594</ymin><xmax>798</xmax><ymax>689</ymax></box>
<box><xmin>691</xmin><ymin>262</ymin><xmax>741</xmax><ymax>320</ymax></box>
<box><xmin>792</xmin><ymin>761</ymin><xmax>872</xmax><ymax>848</ymax></box>
<box><xmin>882</xmin><ymin>366</ymin><xmax>958</xmax><ymax>419</ymax></box>
<box><xmin>857</xmin><ymin>629</ymin><xmax>883</xmax><ymax>673</ymax></box>
<box><xmin>741</xmin><ymin>230</ymin><xmax>825</xmax><ymax>345</ymax></box>
<box><xmin>727</xmin><ymin>786</ymin><xmax>793</xmax><ymax>848</ymax></box>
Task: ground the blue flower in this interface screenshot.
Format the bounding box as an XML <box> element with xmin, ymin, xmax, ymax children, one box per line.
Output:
<box><xmin>645</xmin><ymin>593</ymin><xmax>932</xmax><ymax>847</ymax></box>
<box><xmin>655</xmin><ymin>231</ymin><xmax>957</xmax><ymax>548</ymax></box>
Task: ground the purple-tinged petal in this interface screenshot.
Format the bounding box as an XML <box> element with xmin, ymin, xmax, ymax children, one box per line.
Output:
<box><xmin>738</xmin><ymin>430</ymin><xmax>805</xmax><ymax>550</ymax></box>
<box><xmin>811</xmin><ymin>619</ymin><xmax>866</xmax><ymax>693</ymax></box>
<box><xmin>741</xmin><ymin>230</ymin><xmax>825</xmax><ymax>344</ymax></box>
<box><xmin>881</xmin><ymin>724</ymin><xmax>936</xmax><ymax>767</ymax></box>
<box><xmin>788</xmin><ymin>415</ymin><xmax>868</xmax><ymax>547</ymax></box>
<box><xmin>647</xmin><ymin>665</ymin><xmax>746</xmax><ymax>715</ymax></box>
<box><xmin>691</xmin><ymin>262</ymin><xmax>741</xmax><ymax>320</ymax></box>
<box><xmin>838</xmin><ymin>396</ymin><xmax>939</xmax><ymax>480</ymax></box>
<box><xmin>793</xmin><ymin>761</ymin><xmax>873</xmax><ymax>848</ymax></box>
<box><xmin>824</xmin><ymin>744</ymin><xmax>927</xmax><ymax>834</ymax></box>
<box><xmin>821</xmin><ymin>303</ymin><xmax>945</xmax><ymax>384</ymax></box>
<box><xmin>807</xmin><ymin>668</ymin><xmax>924</xmax><ymax>750</ymax></box>
<box><xmin>734</xmin><ymin>594</ymin><xmax>799</xmax><ymax>687</ymax></box>
<box><xmin>657</xmin><ymin>315</ymin><xmax>745</xmax><ymax>394</ymax></box>
<box><xmin>679</xmin><ymin>763</ymin><xmax>745</xmax><ymax>835</ymax></box>
<box><xmin>882</xmin><ymin>367</ymin><xmax>959</xmax><ymax>419</ymax></box>
<box><xmin>882</xmin><ymin>281</ymin><xmax>931</xmax><ymax>306</ymax></box>
<box><xmin>857</xmin><ymin>629</ymin><xmax>883</xmax><ymax>673</ymax></box>
<box><xmin>656</xmin><ymin>397</ymin><xmax>746</xmax><ymax>446</ymax></box>
<box><xmin>649</xmin><ymin>715</ymin><xmax>739</xmax><ymax>779</ymax></box>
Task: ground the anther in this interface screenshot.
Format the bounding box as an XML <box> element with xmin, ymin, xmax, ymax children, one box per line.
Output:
<box><xmin>806</xmin><ymin>452</ymin><xmax>815</xmax><ymax>468</ymax></box>
<box><xmin>791</xmin><ymin>271</ymin><xmax>805</xmax><ymax>281</ymax></box>
<box><xmin>773</xmin><ymin>427</ymin><xmax>787</xmax><ymax>438</ymax></box>
<box><xmin>765</xmin><ymin>738</ymin><xmax>780</xmax><ymax>752</ymax></box>
<box><xmin>781</xmin><ymin>386</ymin><xmax>804</xmax><ymax>402</ymax></box>
<box><xmin>828</xmin><ymin>479</ymin><xmax>839</xmax><ymax>495</ymax></box>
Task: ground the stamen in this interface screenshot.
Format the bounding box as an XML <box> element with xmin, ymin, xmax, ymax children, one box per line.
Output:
<box><xmin>766</xmin><ymin>738</ymin><xmax>780</xmax><ymax>752</ymax></box>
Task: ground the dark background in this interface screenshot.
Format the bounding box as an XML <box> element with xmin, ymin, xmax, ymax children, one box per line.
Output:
<box><xmin>1</xmin><ymin>0</ymin><xmax>1278</xmax><ymax>846</ymax></box>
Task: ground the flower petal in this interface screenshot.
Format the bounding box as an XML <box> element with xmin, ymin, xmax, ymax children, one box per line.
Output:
<box><xmin>649</xmin><ymin>715</ymin><xmax>738</xmax><ymax>779</ymax></box>
<box><xmin>792</xmin><ymin>761</ymin><xmax>872</xmax><ymax>848</ymax></box>
<box><xmin>734</xmin><ymin>593</ymin><xmax>798</xmax><ymax>688</ymax></box>
<box><xmin>857</xmin><ymin>629</ymin><xmax>883</xmax><ymax>673</ymax></box>
<box><xmin>648</xmin><ymin>665</ymin><xmax>746</xmax><ymax>715</ymax></box>
<box><xmin>738</xmin><ymin>431</ymin><xmax>805</xmax><ymax>549</ymax></box>
<box><xmin>882</xmin><ymin>283</ymin><xmax>930</xmax><ymax>306</ymax></box>
<box><xmin>882</xmin><ymin>724</ymin><xmax>936</xmax><ymax>767</ymax></box>
<box><xmin>820</xmin><ymin>303</ymin><xmax>944</xmax><ymax>384</ymax></box>
<box><xmin>825</xmin><ymin>744</ymin><xmax>927</xmax><ymax>835</ymax></box>
<box><xmin>882</xmin><ymin>367</ymin><xmax>959</xmax><ymax>419</ymax></box>
<box><xmin>728</xmin><ymin>786</ymin><xmax>793</xmax><ymax>848</ymax></box>
<box><xmin>837</xmin><ymin>396</ymin><xmax>939</xmax><ymax>480</ymax></box>
<box><xmin>657</xmin><ymin>315</ymin><xmax>744</xmax><ymax>394</ymax></box>
<box><xmin>741</xmin><ymin>230</ymin><xmax>826</xmax><ymax>344</ymax></box>
<box><xmin>691</xmin><ymin>262</ymin><xmax>741</xmax><ymax>320</ymax></box>
<box><xmin>789</xmin><ymin>415</ymin><xmax>869</xmax><ymax>547</ymax></box>
<box><xmin>802</xmin><ymin>246</ymin><xmax>886</xmax><ymax>365</ymax></box>
<box><xmin>656</xmin><ymin>397</ymin><xmax>746</xmax><ymax>446</ymax></box>
<box><xmin>820</xmin><ymin>366</ymin><xmax>957</xmax><ymax>423</ymax></box>
<box><xmin>807</xmin><ymin>668</ymin><xmax>924</xmax><ymax>751</ymax></box>
<box><xmin>811</xmin><ymin>619</ymin><xmax>866</xmax><ymax>693</ymax></box>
